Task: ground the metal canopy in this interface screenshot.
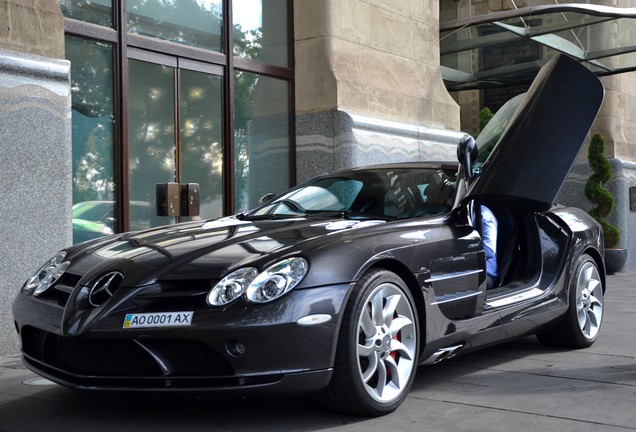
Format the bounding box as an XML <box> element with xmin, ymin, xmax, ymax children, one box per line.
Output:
<box><xmin>440</xmin><ymin>4</ymin><xmax>636</xmax><ymax>91</ymax></box>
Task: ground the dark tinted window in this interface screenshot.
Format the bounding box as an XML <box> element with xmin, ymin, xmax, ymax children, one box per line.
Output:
<box><xmin>252</xmin><ymin>167</ymin><xmax>457</xmax><ymax>220</ymax></box>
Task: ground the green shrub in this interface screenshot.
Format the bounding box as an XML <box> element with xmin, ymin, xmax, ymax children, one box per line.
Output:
<box><xmin>585</xmin><ymin>133</ymin><xmax>620</xmax><ymax>248</ymax></box>
<box><xmin>479</xmin><ymin>107</ymin><xmax>493</xmax><ymax>131</ymax></box>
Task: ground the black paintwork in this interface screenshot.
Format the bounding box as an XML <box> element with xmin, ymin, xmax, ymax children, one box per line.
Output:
<box><xmin>466</xmin><ymin>55</ymin><xmax>605</xmax><ymax>210</ymax></box>
<box><xmin>12</xmin><ymin>55</ymin><xmax>606</xmax><ymax>396</ymax></box>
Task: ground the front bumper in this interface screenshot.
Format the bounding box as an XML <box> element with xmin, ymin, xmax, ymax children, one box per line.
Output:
<box><xmin>13</xmin><ymin>283</ymin><xmax>351</xmax><ymax>394</ymax></box>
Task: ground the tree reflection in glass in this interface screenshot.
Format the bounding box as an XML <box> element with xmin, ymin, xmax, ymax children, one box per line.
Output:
<box><xmin>127</xmin><ymin>0</ymin><xmax>223</xmax><ymax>51</ymax></box>
<box><xmin>180</xmin><ymin>70</ymin><xmax>224</xmax><ymax>221</ymax></box>
<box><xmin>66</xmin><ymin>36</ymin><xmax>116</xmax><ymax>243</ymax></box>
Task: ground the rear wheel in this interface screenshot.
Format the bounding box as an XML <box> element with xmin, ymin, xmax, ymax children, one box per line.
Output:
<box><xmin>537</xmin><ymin>253</ymin><xmax>603</xmax><ymax>348</ymax></box>
<box><xmin>319</xmin><ymin>269</ymin><xmax>419</xmax><ymax>416</ymax></box>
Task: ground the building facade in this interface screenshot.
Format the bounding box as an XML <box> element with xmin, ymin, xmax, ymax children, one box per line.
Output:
<box><xmin>440</xmin><ymin>0</ymin><xmax>636</xmax><ymax>273</ymax></box>
<box><xmin>1</xmin><ymin>0</ymin><xmax>635</xmax><ymax>356</ymax></box>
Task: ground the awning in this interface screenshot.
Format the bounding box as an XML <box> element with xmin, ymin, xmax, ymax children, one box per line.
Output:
<box><xmin>440</xmin><ymin>4</ymin><xmax>636</xmax><ymax>91</ymax></box>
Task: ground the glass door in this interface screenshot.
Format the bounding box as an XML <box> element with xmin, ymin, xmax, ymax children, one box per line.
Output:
<box><xmin>128</xmin><ymin>54</ymin><xmax>224</xmax><ymax>230</ymax></box>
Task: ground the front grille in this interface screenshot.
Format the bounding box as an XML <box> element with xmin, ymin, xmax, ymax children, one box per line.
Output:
<box><xmin>35</xmin><ymin>272</ymin><xmax>81</xmax><ymax>307</ymax></box>
<box><xmin>35</xmin><ymin>274</ymin><xmax>213</xmax><ymax>310</ymax></box>
<box><xmin>21</xmin><ymin>326</ymin><xmax>235</xmax><ymax>383</ymax></box>
<box><xmin>153</xmin><ymin>279</ymin><xmax>215</xmax><ymax>293</ymax></box>
<box><xmin>133</xmin><ymin>280</ymin><xmax>212</xmax><ymax>310</ymax></box>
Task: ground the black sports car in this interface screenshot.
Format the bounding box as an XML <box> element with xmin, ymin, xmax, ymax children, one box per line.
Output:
<box><xmin>13</xmin><ymin>55</ymin><xmax>606</xmax><ymax>416</ymax></box>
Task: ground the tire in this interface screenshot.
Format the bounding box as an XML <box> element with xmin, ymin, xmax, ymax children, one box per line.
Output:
<box><xmin>537</xmin><ymin>253</ymin><xmax>604</xmax><ymax>348</ymax></box>
<box><xmin>319</xmin><ymin>269</ymin><xmax>419</xmax><ymax>416</ymax></box>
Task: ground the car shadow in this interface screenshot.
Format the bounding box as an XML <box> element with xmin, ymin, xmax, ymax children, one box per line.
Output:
<box><xmin>411</xmin><ymin>335</ymin><xmax>636</xmax><ymax>395</ymax></box>
<box><xmin>0</xmin><ymin>378</ymin><xmax>360</xmax><ymax>432</ymax></box>
<box><xmin>2</xmin><ymin>336</ymin><xmax>634</xmax><ymax>431</ymax></box>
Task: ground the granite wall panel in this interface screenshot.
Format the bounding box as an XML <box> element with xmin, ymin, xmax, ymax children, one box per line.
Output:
<box><xmin>0</xmin><ymin>48</ymin><xmax>71</xmax><ymax>356</ymax></box>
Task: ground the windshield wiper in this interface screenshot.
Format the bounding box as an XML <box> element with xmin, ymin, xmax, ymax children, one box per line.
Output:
<box><xmin>237</xmin><ymin>210</ymin><xmax>397</xmax><ymax>221</ymax></box>
<box><xmin>305</xmin><ymin>210</ymin><xmax>397</xmax><ymax>221</ymax></box>
<box><xmin>237</xmin><ymin>213</ymin><xmax>301</xmax><ymax>221</ymax></box>
<box><xmin>303</xmin><ymin>210</ymin><xmax>349</xmax><ymax>218</ymax></box>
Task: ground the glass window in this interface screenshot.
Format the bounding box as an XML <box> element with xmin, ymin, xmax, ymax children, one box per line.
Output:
<box><xmin>72</xmin><ymin>201</ymin><xmax>114</xmax><ymax>222</ymax></box>
<box><xmin>57</xmin><ymin>0</ymin><xmax>113</xmax><ymax>27</ymax></box>
<box><xmin>475</xmin><ymin>93</ymin><xmax>525</xmax><ymax>171</ymax></box>
<box><xmin>278</xmin><ymin>180</ymin><xmax>364</xmax><ymax>212</ymax></box>
<box><xmin>128</xmin><ymin>59</ymin><xmax>176</xmax><ymax>230</ymax></box>
<box><xmin>127</xmin><ymin>0</ymin><xmax>223</xmax><ymax>51</ymax></box>
<box><xmin>66</xmin><ymin>36</ymin><xmax>116</xmax><ymax>243</ymax></box>
<box><xmin>233</xmin><ymin>0</ymin><xmax>288</xmax><ymax>67</ymax></box>
<box><xmin>179</xmin><ymin>69</ymin><xmax>224</xmax><ymax>221</ymax></box>
<box><xmin>63</xmin><ymin>0</ymin><xmax>293</xmax><ymax>226</ymax></box>
<box><xmin>249</xmin><ymin>167</ymin><xmax>458</xmax><ymax>220</ymax></box>
<box><xmin>234</xmin><ymin>71</ymin><xmax>291</xmax><ymax>212</ymax></box>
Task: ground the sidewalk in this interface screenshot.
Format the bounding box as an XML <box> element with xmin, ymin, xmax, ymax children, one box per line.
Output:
<box><xmin>0</xmin><ymin>273</ymin><xmax>635</xmax><ymax>431</ymax></box>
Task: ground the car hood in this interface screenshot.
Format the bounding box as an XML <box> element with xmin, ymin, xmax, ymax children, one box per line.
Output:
<box><xmin>465</xmin><ymin>54</ymin><xmax>604</xmax><ymax>210</ymax></box>
<box><xmin>66</xmin><ymin>216</ymin><xmax>389</xmax><ymax>286</ymax></box>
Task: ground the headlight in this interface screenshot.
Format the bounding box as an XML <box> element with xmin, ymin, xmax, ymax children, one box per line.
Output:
<box><xmin>207</xmin><ymin>257</ymin><xmax>309</xmax><ymax>306</ymax></box>
<box><xmin>246</xmin><ymin>257</ymin><xmax>309</xmax><ymax>304</ymax></box>
<box><xmin>207</xmin><ymin>267</ymin><xmax>258</xmax><ymax>306</ymax></box>
<box><xmin>23</xmin><ymin>252</ymin><xmax>70</xmax><ymax>296</ymax></box>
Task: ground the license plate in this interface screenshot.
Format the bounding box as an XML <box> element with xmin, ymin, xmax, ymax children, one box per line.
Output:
<box><xmin>123</xmin><ymin>311</ymin><xmax>193</xmax><ymax>329</ymax></box>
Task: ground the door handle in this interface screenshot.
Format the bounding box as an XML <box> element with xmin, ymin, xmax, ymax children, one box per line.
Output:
<box><xmin>180</xmin><ymin>183</ymin><xmax>200</xmax><ymax>217</ymax></box>
<box><xmin>156</xmin><ymin>183</ymin><xmax>200</xmax><ymax>217</ymax></box>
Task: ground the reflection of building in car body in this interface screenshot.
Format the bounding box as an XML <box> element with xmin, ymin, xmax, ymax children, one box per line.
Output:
<box><xmin>72</xmin><ymin>201</ymin><xmax>155</xmax><ymax>243</ymax></box>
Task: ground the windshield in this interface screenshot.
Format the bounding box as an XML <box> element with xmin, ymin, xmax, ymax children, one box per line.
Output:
<box><xmin>248</xmin><ymin>166</ymin><xmax>458</xmax><ymax>220</ymax></box>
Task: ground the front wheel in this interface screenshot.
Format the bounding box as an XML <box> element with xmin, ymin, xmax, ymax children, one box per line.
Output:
<box><xmin>537</xmin><ymin>253</ymin><xmax>604</xmax><ymax>348</ymax></box>
<box><xmin>319</xmin><ymin>269</ymin><xmax>419</xmax><ymax>416</ymax></box>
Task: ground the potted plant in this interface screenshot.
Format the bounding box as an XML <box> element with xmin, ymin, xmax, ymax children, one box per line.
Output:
<box><xmin>585</xmin><ymin>133</ymin><xmax>627</xmax><ymax>274</ymax></box>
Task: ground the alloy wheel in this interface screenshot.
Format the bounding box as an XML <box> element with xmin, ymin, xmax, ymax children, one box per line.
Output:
<box><xmin>356</xmin><ymin>282</ymin><xmax>417</xmax><ymax>403</ymax></box>
<box><xmin>576</xmin><ymin>261</ymin><xmax>603</xmax><ymax>340</ymax></box>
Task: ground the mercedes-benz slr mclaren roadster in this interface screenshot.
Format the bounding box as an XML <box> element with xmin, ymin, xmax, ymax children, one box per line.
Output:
<box><xmin>13</xmin><ymin>55</ymin><xmax>606</xmax><ymax>416</ymax></box>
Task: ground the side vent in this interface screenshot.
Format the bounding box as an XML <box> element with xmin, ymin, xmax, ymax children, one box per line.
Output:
<box><xmin>422</xmin><ymin>344</ymin><xmax>464</xmax><ymax>365</ymax></box>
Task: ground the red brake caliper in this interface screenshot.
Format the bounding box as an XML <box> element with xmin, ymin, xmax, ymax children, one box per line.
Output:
<box><xmin>387</xmin><ymin>312</ymin><xmax>399</xmax><ymax>381</ymax></box>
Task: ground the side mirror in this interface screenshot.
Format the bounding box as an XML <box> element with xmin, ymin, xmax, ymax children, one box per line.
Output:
<box><xmin>258</xmin><ymin>192</ymin><xmax>276</xmax><ymax>205</ymax></box>
<box><xmin>457</xmin><ymin>135</ymin><xmax>478</xmax><ymax>183</ymax></box>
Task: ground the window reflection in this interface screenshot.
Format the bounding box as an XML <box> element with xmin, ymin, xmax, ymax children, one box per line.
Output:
<box><xmin>58</xmin><ymin>0</ymin><xmax>113</xmax><ymax>27</ymax></box>
<box><xmin>66</xmin><ymin>36</ymin><xmax>116</xmax><ymax>244</ymax></box>
<box><xmin>179</xmin><ymin>69</ymin><xmax>224</xmax><ymax>221</ymax></box>
<box><xmin>128</xmin><ymin>59</ymin><xmax>176</xmax><ymax>229</ymax></box>
<box><xmin>128</xmin><ymin>0</ymin><xmax>223</xmax><ymax>51</ymax></box>
<box><xmin>63</xmin><ymin>0</ymin><xmax>293</xmax><ymax>234</ymax></box>
<box><xmin>252</xmin><ymin>167</ymin><xmax>458</xmax><ymax>220</ymax></box>
<box><xmin>233</xmin><ymin>0</ymin><xmax>288</xmax><ymax>67</ymax></box>
<box><xmin>234</xmin><ymin>72</ymin><xmax>290</xmax><ymax>211</ymax></box>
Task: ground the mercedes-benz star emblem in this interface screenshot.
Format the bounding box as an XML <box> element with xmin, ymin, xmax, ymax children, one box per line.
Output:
<box><xmin>88</xmin><ymin>272</ymin><xmax>123</xmax><ymax>307</ymax></box>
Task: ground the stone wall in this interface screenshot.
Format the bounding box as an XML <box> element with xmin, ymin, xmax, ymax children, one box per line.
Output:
<box><xmin>295</xmin><ymin>0</ymin><xmax>458</xmax><ymax>128</ymax></box>
<box><xmin>294</xmin><ymin>0</ymin><xmax>460</xmax><ymax>181</ymax></box>
<box><xmin>0</xmin><ymin>0</ymin><xmax>69</xmax><ymax>356</ymax></box>
<box><xmin>0</xmin><ymin>0</ymin><xmax>64</xmax><ymax>58</ymax></box>
<box><xmin>296</xmin><ymin>110</ymin><xmax>462</xmax><ymax>182</ymax></box>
